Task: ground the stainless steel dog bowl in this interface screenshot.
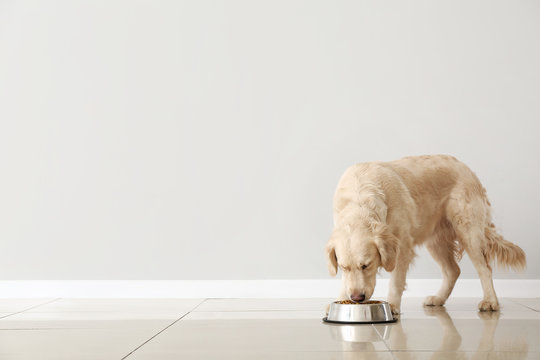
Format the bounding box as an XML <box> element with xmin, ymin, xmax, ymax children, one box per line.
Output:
<box><xmin>323</xmin><ymin>300</ymin><xmax>397</xmax><ymax>324</ymax></box>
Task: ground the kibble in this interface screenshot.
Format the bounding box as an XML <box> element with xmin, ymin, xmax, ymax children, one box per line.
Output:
<box><xmin>335</xmin><ymin>300</ymin><xmax>382</xmax><ymax>304</ymax></box>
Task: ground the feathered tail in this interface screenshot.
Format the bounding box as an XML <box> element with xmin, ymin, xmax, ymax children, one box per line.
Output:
<box><xmin>484</xmin><ymin>223</ymin><xmax>526</xmax><ymax>271</ymax></box>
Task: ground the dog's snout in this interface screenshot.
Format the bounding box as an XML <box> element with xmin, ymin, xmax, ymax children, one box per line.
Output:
<box><xmin>351</xmin><ymin>293</ymin><xmax>365</xmax><ymax>302</ymax></box>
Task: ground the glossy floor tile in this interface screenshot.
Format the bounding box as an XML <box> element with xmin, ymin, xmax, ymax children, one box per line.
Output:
<box><xmin>375</xmin><ymin>301</ymin><xmax>540</xmax><ymax>354</ymax></box>
<box><xmin>0</xmin><ymin>312</ymin><xmax>175</xmax><ymax>330</ymax></box>
<box><xmin>125</xmin><ymin>318</ymin><xmax>391</xmax><ymax>359</ymax></box>
<box><xmin>184</xmin><ymin>309</ymin><xmax>324</xmax><ymax>319</ymax></box>
<box><xmin>0</xmin><ymin>298</ymin><xmax>56</xmax><ymax>313</ymax></box>
<box><xmin>129</xmin><ymin>351</ymin><xmax>395</xmax><ymax>360</ymax></box>
<box><xmin>194</xmin><ymin>298</ymin><xmax>332</xmax><ymax>312</ymax></box>
<box><xmin>392</xmin><ymin>351</ymin><xmax>537</xmax><ymax>360</ymax></box>
<box><xmin>128</xmin><ymin>351</ymin><xmax>395</xmax><ymax>360</ymax></box>
<box><xmin>0</xmin><ymin>298</ymin><xmax>538</xmax><ymax>359</ymax></box>
<box><xmin>23</xmin><ymin>298</ymin><xmax>203</xmax><ymax>313</ymax></box>
<box><xmin>0</xmin><ymin>328</ymin><xmax>165</xmax><ymax>360</ymax></box>
<box><xmin>510</xmin><ymin>298</ymin><xmax>540</xmax><ymax>312</ymax></box>
<box><xmin>0</xmin><ymin>298</ymin><xmax>203</xmax><ymax>330</ymax></box>
<box><xmin>398</xmin><ymin>297</ymin><xmax>531</xmax><ymax>312</ymax></box>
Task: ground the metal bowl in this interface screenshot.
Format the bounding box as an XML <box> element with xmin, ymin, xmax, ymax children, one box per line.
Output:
<box><xmin>323</xmin><ymin>300</ymin><xmax>397</xmax><ymax>324</ymax></box>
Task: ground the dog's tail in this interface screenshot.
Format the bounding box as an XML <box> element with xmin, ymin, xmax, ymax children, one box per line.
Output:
<box><xmin>484</xmin><ymin>223</ymin><xmax>526</xmax><ymax>271</ymax></box>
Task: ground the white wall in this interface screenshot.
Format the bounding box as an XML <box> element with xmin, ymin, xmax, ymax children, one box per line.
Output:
<box><xmin>0</xmin><ymin>0</ymin><xmax>539</xmax><ymax>281</ymax></box>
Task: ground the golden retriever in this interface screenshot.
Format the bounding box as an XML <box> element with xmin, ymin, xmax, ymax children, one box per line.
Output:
<box><xmin>325</xmin><ymin>155</ymin><xmax>526</xmax><ymax>314</ymax></box>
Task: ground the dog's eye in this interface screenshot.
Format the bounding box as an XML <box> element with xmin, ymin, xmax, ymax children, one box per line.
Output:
<box><xmin>361</xmin><ymin>264</ymin><xmax>368</xmax><ymax>270</ymax></box>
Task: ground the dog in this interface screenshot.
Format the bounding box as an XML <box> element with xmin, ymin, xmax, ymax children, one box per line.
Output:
<box><xmin>325</xmin><ymin>155</ymin><xmax>526</xmax><ymax>314</ymax></box>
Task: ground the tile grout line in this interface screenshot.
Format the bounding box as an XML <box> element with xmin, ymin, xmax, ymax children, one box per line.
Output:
<box><xmin>371</xmin><ymin>323</ymin><xmax>394</xmax><ymax>354</ymax></box>
<box><xmin>374</xmin><ymin>319</ymin><xmax>400</xmax><ymax>355</ymax></box>
<box><xmin>0</xmin><ymin>298</ymin><xmax>62</xmax><ymax>320</ymax></box>
<box><xmin>188</xmin><ymin>298</ymin><xmax>208</xmax><ymax>312</ymax></box>
<box><xmin>120</xmin><ymin>298</ymin><xmax>207</xmax><ymax>360</ymax></box>
<box><xmin>506</xmin><ymin>298</ymin><xmax>540</xmax><ymax>313</ymax></box>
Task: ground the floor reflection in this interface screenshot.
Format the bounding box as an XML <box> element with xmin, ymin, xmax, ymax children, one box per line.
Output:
<box><xmin>326</xmin><ymin>307</ymin><xmax>530</xmax><ymax>359</ymax></box>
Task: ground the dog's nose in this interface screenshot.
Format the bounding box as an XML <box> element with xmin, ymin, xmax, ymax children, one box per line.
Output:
<box><xmin>351</xmin><ymin>293</ymin><xmax>365</xmax><ymax>302</ymax></box>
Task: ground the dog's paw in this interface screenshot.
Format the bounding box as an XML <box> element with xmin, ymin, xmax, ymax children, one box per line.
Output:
<box><xmin>478</xmin><ymin>299</ymin><xmax>499</xmax><ymax>312</ymax></box>
<box><xmin>423</xmin><ymin>295</ymin><xmax>446</xmax><ymax>307</ymax></box>
<box><xmin>389</xmin><ymin>303</ymin><xmax>400</xmax><ymax>315</ymax></box>
<box><xmin>325</xmin><ymin>303</ymin><xmax>330</xmax><ymax>315</ymax></box>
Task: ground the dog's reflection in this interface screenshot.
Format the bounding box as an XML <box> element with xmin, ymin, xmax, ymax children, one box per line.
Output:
<box><xmin>327</xmin><ymin>307</ymin><xmax>528</xmax><ymax>359</ymax></box>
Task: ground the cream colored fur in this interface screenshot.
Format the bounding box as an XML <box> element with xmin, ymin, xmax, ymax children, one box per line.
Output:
<box><xmin>325</xmin><ymin>155</ymin><xmax>526</xmax><ymax>314</ymax></box>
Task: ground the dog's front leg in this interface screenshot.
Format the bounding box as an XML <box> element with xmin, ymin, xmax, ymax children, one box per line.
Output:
<box><xmin>387</xmin><ymin>246</ymin><xmax>414</xmax><ymax>315</ymax></box>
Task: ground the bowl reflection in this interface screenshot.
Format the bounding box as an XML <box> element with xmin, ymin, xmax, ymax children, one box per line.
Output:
<box><xmin>327</xmin><ymin>322</ymin><xmax>391</xmax><ymax>343</ymax></box>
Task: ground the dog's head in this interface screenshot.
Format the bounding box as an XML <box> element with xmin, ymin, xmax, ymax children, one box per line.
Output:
<box><xmin>325</xmin><ymin>222</ymin><xmax>398</xmax><ymax>302</ymax></box>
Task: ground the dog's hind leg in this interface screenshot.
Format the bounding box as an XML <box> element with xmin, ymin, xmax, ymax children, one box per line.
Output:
<box><xmin>464</xmin><ymin>236</ymin><xmax>499</xmax><ymax>311</ymax></box>
<box><xmin>449</xmin><ymin>197</ymin><xmax>499</xmax><ymax>311</ymax></box>
<box><xmin>424</xmin><ymin>222</ymin><xmax>461</xmax><ymax>307</ymax></box>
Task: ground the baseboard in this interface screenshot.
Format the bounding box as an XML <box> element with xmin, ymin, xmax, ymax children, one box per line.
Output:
<box><xmin>0</xmin><ymin>279</ymin><xmax>537</xmax><ymax>298</ymax></box>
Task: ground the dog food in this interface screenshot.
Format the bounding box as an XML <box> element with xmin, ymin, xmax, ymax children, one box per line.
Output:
<box><xmin>335</xmin><ymin>300</ymin><xmax>382</xmax><ymax>304</ymax></box>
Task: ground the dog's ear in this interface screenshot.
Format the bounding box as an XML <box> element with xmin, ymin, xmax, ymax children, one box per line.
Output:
<box><xmin>325</xmin><ymin>242</ymin><xmax>338</xmax><ymax>276</ymax></box>
<box><xmin>372</xmin><ymin>223</ymin><xmax>399</xmax><ymax>272</ymax></box>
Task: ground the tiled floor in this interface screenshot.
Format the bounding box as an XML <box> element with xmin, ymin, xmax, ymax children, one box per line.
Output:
<box><xmin>0</xmin><ymin>298</ymin><xmax>538</xmax><ymax>359</ymax></box>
